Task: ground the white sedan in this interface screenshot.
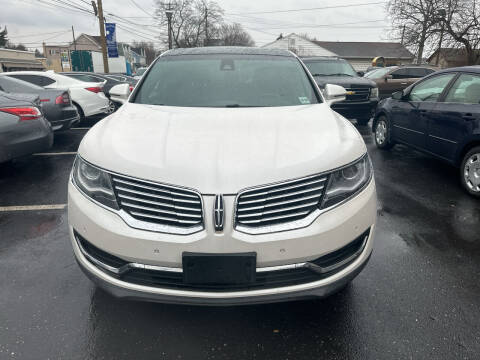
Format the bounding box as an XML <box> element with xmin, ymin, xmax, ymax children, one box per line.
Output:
<box><xmin>68</xmin><ymin>47</ymin><xmax>377</xmax><ymax>305</ymax></box>
<box><xmin>0</xmin><ymin>71</ymin><xmax>109</xmax><ymax>120</ymax></box>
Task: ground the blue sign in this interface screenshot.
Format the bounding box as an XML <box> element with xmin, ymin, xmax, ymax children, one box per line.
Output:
<box><xmin>105</xmin><ymin>23</ymin><xmax>118</xmax><ymax>58</ymax></box>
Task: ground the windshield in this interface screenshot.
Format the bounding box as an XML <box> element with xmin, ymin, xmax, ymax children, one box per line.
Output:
<box><xmin>133</xmin><ymin>54</ymin><xmax>320</xmax><ymax>107</ymax></box>
<box><xmin>364</xmin><ymin>67</ymin><xmax>394</xmax><ymax>79</ymax></box>
<box><xmin>303</xmin><ymin>59</ymin><xmax>358</xmax><ymax>77</ymax></box>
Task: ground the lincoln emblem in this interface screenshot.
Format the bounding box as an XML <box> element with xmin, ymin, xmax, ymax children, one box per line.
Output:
<box><xmin>213</xmin><ymin>194</ymin><xmax>225</xmax><ymax>232</ymax></box>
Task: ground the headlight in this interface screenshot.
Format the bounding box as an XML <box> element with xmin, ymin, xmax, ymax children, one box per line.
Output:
<box><xmin>72</xmin><ymin>156</ymin><xmax>119</xmax><ymax>209</ymax></box>
<box><xmin>370</xmin><ymin>87</ymin><xmax>379</xmax><ymax>98</ymax></box>
<box><xmin>321</xmin><ymin>154</ymin><xmax>373</xmax><ymax>209</ymax></box>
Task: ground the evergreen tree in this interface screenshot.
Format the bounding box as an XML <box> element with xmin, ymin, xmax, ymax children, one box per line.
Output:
<box><xmin>0</xmin><ymin>26</ymin><xmax>8</xmax><ymax>47</ymax></box>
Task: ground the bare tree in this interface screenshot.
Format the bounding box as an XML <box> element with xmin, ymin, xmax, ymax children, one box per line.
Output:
<box><xmin>218</xmin><ymin>23</ymin><xmax>255</xmax><ymax>47</ymax></box>
<box><xmin>154</xmin><ymin>0</ymin><xmax>223</xmax><ymax>48</ymax></box>
<box><xmin>132</xmin><ymin>41</ymin><xmax>158</xmax><ymax>65</ymax></box>
<box><xmin>387</xmin><ymin>0</ymin><xmax>440</xmax><ymax>64</ymax></box>
<box><xmin>438</xmin><ymin>0</ymin><xmax>480</xmax><ymax>65</ymax></box>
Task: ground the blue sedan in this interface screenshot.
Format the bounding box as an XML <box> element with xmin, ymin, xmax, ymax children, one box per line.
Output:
<box><xmin>372</xmin><ymin>66</ymin><xmax>480</xmax><ymax>197</ymax></box>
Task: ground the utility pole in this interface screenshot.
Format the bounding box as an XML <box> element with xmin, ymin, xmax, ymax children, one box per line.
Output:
<box><xmin>204</xmin><ymin>5</ymin><xmax>208</xmax><ymax>46</ymax></box>
<box><xmin>72</xmin><ymin>25</ymin><xmax>76</xmax><ymax>51</ymax></box>
<box><xmin>165</xmin><ymin>3</ymin><xmax>174</xmax><ymax>50</ymax></box>
<box><xmin>436</xmin><ymin>9</ymin><xmax>447</xmax><ymax>67</ymax></box>
<box><xmin>400</xmin><ymin>25</ymin><xmax>406</xmax><ymax>45</ymax></box>
<box><xmin>95</xmin><ymin>0</ymin><xmax>109</xmax><ymax>73</ymax></box>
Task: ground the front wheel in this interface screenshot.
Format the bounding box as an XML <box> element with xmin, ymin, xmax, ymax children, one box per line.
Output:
<box><xmin>374</xmin><ymin>115</ymin><xmax>394</xmax><ymax>150</ymax></box>
<box><xmin>106</xmin><ymin>100</ymin><xmax>117</xmax><ymax>114</ymax></box>
<box><xmin>460</xmin><ymin>146</ymin><xmax>480</xmax><ymax>197</ymax></box>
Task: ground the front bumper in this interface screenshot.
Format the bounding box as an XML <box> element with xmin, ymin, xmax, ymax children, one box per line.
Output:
<box><xmin>68</xmin><ymin>177</ymin><xmax>376</xmax><ymax>305</ymax></box>
<box><xmin>332</xmin><ymin>99</ymin><xmax>379</xmax><ymax>120</ymax></box>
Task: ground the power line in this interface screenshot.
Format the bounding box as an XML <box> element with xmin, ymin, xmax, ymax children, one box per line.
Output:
<box><xmin>129</xmin><ymin>0</ymin><xmax>156</xmax><ymax>18</ymax></box>
<box><xmin>8</xmin><ymin>29</ymin><xmax>71</xmax><ymax>39</ymax></box>
<box><xmin>226</xmin><ymin>2</ymin><xmax>387</xmax><ymax>16</ymax></box>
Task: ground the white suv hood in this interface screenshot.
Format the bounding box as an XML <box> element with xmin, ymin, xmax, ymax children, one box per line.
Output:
<box><xmin>79</xmin><ymin>103</ymin><xmax>366</xmax><ymax>194</ymax></box>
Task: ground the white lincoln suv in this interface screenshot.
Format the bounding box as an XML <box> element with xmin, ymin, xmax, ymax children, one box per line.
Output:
<box><xmin>68</xmin><ymin>47</ymin><xmax>377</xmax><ymax>305</ymax></box>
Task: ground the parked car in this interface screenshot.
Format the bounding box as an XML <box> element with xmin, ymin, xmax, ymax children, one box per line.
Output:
<box><xmin>61</xmin><ymin>72</ymin><xmax>136</xmax><ymax>113</ymax></box>
<box><xmin>373</xmin><ymin>66</ymin><xmax>480</xmax><ymax>197</ymax></box>
<box><xmin>68</xmin><ymin>47</ymin><xmax>377</xmax><ymax>305</ymax></box>
<box><xmin>0</xmin><ymin>91</ymin><xmax>53</xmax><ymax>163</ymax></box>
<box><xmin>365</xmin><ymin>65</ymin><xmax>437</xmax><ymax>99</ymax></box>
<box><xmin>104</xmin><ymin>74</ymin><xmax>138</xmax><ymax>87</ymax></box>
<box><xmin>301</xmin><ymin>57</ymin><xmax>379</xmax><ymax>125</ymax></box>
<box><xmin>0</xmin><ymin>71</ymin><xmax>109</xmax><ymax>122</ymax></box>
<box><xmin>0</xmin><ymin>75</ymin><xmax>79</xmax><ymax>131</ymax></box>
<box><xmin>133</xmin><ymin>67</ymin><xmax>147</xmax><ymax>80</ymax></box>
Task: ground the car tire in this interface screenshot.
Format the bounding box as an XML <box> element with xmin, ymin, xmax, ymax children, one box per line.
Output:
<box><xmin>356</xmin><ymin>117</ymin><xmax>370</xmax><ymax>126</ymax></box>
<box><xmin>73</xmin><ymin>103</ymin><xmax>85</xmax><ymax>124</ymax></box>
<box><xmin>460</xmin><ymin>146</ymin><xmax>480</xmax><ymax>197</ymax></box>
<box><xmin>106</xmin><ymin>100</ymin><xmax>117</xmax><ymax>114</ymax></box>
<box><xmin>374</xmin><ymin>115</ymin><xmax>394</xmax><ymax>150</ymax></box>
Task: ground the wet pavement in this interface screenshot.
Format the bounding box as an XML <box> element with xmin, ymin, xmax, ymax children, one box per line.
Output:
<box><xmin>0</xmin><ymin>118</ymin><xmax>479</xmax><ymax>360</ymax></box>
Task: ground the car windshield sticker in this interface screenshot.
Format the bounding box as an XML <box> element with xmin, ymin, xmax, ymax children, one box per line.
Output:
<box><xmin>298</xmin><ymin>97</ymin><xmax>310</xmax><ymax>104</ymax></box>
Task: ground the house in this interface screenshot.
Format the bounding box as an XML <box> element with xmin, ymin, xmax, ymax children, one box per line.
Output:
<box><xmin>313</xmin><ymin>41</ymin><xmax>414</xmax><ymax>70</ymax></box>
<box><xmin>262</xmin><ymin>33</ymin><xmax>414</xmax><ymax>71</ymax></box>
<box><xmin>0</xmin><ymin>48</ymin><xmax>44</xmax><ymax>72</ymax></box>
<box><xmin>427</xmin><ymin>48</ymin><xmax>480</xmax><ymax>68</ymax></box>
<box><xmin>262</xmin><ymin>33</ymin><xmax>336</xmax><ymax>57</ymax></box>
<box><xmin>43</xmin><ymin>33</ymin><xmax>146</xmax><ymax>74</ymax></box>
<box><xmin>42</xmin><ymin>44</ymin><xmax>71</xmax><ymax>72</ymax></box>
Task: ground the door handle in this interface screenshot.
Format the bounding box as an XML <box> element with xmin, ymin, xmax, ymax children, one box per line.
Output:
<box><xmin>401</xmin><ymin>82</ymin><xmax>408</xmax><ymax>85</ymax></box>
<box><xmin>463</xmin><ymin>113</ymin><xmax>475</xmax><ymax>121</ymax></box>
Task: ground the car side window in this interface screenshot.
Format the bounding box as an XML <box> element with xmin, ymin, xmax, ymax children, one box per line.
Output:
<box><xmin>9</xmin><ymin>74</ymin><xmax>55</xmax><ymax>87</ymax></box>
<box><xmin>409</xmin><ymin>73</ymin><xmax>456</xmax><ymax>102</ymax></box>
<box><xmin>409</xmin><ymin>68</ymin><xmax>428</xmax><ymax>78</ymax></box>
<box><xmin>444</xmin><ymin>73</ymin><xmax>480</xmax><ymax>104</ymax></box>
<box><xmin>391</xmin><ymin>68</ymin><xmax>408</xmax><ymax>79</ymax></box>
<box><xmin>41</xmin><ymin>76</ymin><xmax>56</xmax><ymax>86</ymax></box>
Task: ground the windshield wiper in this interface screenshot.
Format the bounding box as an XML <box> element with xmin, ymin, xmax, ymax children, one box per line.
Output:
<box><xmin>325</xmin><ymin>73</ymin><xmax>354</xmax><ymax>77</ymax></box>
<box><xmin>225</xmin><ymin>104</ymin><xmax>257</xmax><ymax>108</ymax></box>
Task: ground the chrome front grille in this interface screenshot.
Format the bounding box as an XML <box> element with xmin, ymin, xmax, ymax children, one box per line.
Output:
<box><xmin>111</xmin><ymin>174</ymin><xmax>203</xmax><ymax>230</ymax></box>
<box><xmin>345</xmin><ymin>87</ymin><xmax>370</xmax><ymax>102</ymax></box>
<box><xmin>235</xmin><ymin>174</ymin><xmax>328</xmax><ymax>232</ymax></box>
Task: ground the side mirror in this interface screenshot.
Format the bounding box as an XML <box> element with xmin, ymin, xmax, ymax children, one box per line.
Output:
<box><xmin>385</xmin><ymin>74</ymin><xmax>393</xmax><ymax>82</ymax></box>
<box><xmin>357</xmin><ymin>71</ymin><xmax>365</xmax><ymax>77</ymax></box>
<box><xmin>324</xmin><ymin>84</ymin><xmax>347</xmax><ymax>105</ymax></box>
<box><xmin>392</xmin><ymin>90</ymin><xmax>404</xmax><ymax>100</ymax></box>
<box><xmin>109</xmin><ymin>83</ymin><xmax>130</xmax><ymax>104</ymax></box>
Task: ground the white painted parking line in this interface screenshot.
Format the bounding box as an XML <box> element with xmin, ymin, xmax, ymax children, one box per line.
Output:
<box><xmin>71</xmin><ymin>127</ymin><xmax>91</xmax><ymax>130</ymax></box>
<box><xmin>33</xmin><ymin>152</ymin><xmax>77</xmax><ymax>156</ymax></box>
<box><xmin>0</xmin><ymin>204</ymin><xmax>67</xmax><ymax>212</ymax></box>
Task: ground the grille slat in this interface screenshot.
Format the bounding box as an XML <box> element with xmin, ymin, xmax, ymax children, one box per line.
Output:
<box><xmin>236</xmin><ymin>174</ymin><xmax>328</xmax><ymax>229</ymax></box>
<box><xmin>345</xmin><ymin>87</ymin><xmax>370</xmax><ymax>102</ymax></box>
<box><xmin>238</xmin><ymin>185</ymin><xmax>325</xmax><ymax>205</ymax></box>
<box><xmin>121</xmin><ymin>201</ymin><xmax>202</xmax><ymax>219</ymax></box>
<box><xmin>112</xmin><ymin>174</ymin><xmax>203</xmax><ymax>229</ymax></box>
<box><xmin>113</xmin><ymin>177</ymin><xmax>198</xmax><ymax>199</ymax></box>
<box><xmin>240</xmin><ymin>177</ymin><xmax>327</xmax><ymax>198</ymax></box>
<box><xmin>117</xmin><ymin>193</ymin><xmax>201</xmax><ymax>212</ymax></box>
<box><xmin>115</xmin><ymin>185</ymin><xmax>200</xmax><ymax>205</ymax></box>
<box><xmin>237</xmin><ymin>201</ymin><xmax>319</xmax><ymax>219</ymax></box>
<box><xmin>129</xmin><ymin>211</ymin><xmax>200</xmax><ymax>224</ymax></box>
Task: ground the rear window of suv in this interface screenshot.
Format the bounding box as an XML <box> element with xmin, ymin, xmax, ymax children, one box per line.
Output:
<box><xmin>133</xmin><ymin>54</ymin><xmax>320</xmax><ymax>108</ymax></box>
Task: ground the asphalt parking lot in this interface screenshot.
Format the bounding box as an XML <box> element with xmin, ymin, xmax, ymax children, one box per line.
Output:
<box><xmin>0</xmin><ymin>117</ymin><xmax>479</xmax><ymax>360</ymax></box>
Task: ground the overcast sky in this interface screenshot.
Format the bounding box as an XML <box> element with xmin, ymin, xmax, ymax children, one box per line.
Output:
<box><xmin>2</xmin><ymin>0</ymin><xmax>391</xmax><ymax>51</ymax></box>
